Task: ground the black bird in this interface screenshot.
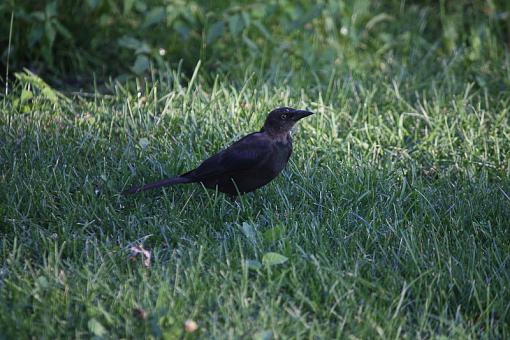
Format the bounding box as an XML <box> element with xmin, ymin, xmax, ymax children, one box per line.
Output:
<box><xmin>122</xmin><ymin>107</ymin><xmax>314</xmax><ymax>196</ymax></box>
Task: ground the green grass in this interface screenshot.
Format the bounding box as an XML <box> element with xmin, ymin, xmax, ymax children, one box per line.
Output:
<box><xmin>2</xmin><ymin>64</ymin><xmax>510</xmax><ymax>338</ymax></box>
<box><xmin>2</xmin><ymin>1</ymin><xmax>510</xmax><ymax>338</ymax></box>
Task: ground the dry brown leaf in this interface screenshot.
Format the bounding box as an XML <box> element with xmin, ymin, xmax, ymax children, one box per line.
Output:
<box><xmin>128</xmin><ymin>244</ymin><xmax>151</xmax><ymax>268</ymax></box>
<box><xmin>422</xmin><ymin>166</ymin><xmax>438</xmax><ymax>178</ymax></box>
<box><xmin>184</xmin><ymin>319</ymin><xmax>198</xmax><ymax>333</ymax></box>
<box><xmin>133</xmin><ymin>307</ymin><xmax>149</xmax><ymax>320</ymax></box>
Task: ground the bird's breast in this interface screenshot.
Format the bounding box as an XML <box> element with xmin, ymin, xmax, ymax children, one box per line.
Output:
<box><xmin>265</xmin><ymin>141</ymin><xmax>292</xmax><ymax>175</ymax></box>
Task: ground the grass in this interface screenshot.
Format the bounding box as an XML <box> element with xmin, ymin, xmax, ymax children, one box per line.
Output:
<box><xmin>1</xmin><ymin>63</ymin><xmax>509</xmax><ymax>338</ymax></box>
<box><xmin>1</xmin><ymin>2</ymin><xmax>510</xmax><ymax>338</ymax></box>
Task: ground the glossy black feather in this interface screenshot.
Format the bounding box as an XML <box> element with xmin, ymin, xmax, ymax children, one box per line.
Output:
<box><xmin>122</xmin><ymin>107</ymin><xmax>313</xmax><ymax>196</ymax></box>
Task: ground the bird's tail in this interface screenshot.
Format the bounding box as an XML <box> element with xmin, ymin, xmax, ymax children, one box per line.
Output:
<box><xmin>122</xmin><ymin>176</ymin><xmax>192</xmax><ymax>195</ymax></box>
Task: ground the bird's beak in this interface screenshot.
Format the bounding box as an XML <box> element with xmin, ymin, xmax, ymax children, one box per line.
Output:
<box><xmin>291</xmin><ymin>109</ymin><xmax>315</xmax><ymax>121</ymax></box>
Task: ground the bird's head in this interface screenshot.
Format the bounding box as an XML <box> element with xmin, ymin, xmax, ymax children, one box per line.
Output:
<box><xmin>262</xmin><ymin>107</ymin><xmax>314</xmax><ymax>135</ymax></box>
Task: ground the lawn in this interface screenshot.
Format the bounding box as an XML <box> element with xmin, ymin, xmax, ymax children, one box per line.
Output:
<box><xmin>1</xmin><ymin>1</ymin><xmax>510</xmax><ymax>338</ymax></box>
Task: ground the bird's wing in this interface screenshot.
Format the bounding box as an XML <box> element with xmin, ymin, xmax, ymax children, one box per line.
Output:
<box><xmin>183</xmin><ymin>133</ymin><xmax>270</xmax><ymax>180</ymax></box>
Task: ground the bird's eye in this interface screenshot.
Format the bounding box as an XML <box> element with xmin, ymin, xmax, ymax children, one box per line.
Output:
<box><xmin>280</xmin><ymin>114</ymin><xmax>287</xmax><ymax>120</ymax></box>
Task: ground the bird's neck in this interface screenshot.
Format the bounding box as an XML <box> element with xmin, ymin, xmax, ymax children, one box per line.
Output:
<box><xmin>261</xmin><ymin>127</ymin><xmax>291</xmax><ymax>143</ymax></box>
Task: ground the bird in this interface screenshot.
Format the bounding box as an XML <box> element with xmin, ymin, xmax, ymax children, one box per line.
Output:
<box><xmin>122</xmin><ymin>107</ymin><xmax>314</xmax><ymax>196</ymax></box>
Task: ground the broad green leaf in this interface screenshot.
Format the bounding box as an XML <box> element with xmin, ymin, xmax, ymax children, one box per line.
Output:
<box><xmin>15</xmin><ymin>69</ymin><xmax>68</xmax><ymax>105</ymax></box>
<box><xmin>262</xmin><ymin>252</ymin><xmax>288</xmax><ymax>266</ymax></box>
<box><xmin>45</xmin><ymin>21</ymin><xmax>56</xmax><ymax>47</ymax></box>
<box><xmin>245</xmin><ymin>260</ymin><xmax>262</xmax><ymax>270</ymax></box>
<box><xmin>28</xmin><ymin>26</ymin><xmax>44</xmax><ymax>47</ymax></box>
<box><xmin>132</xmin><ymin>55</ymin><xmax>150</xmax><ymax>75</ymax></box>
<box><xmin>118</xmin><ymin>36</ymin><xmax>142</xmax><ymax>50</ymax></box>
<box><xmin>135</xmin><ymin>43</ymin><xmax>152</xmax><ymax>55</ymax></box>
<box><xmin>207</xmin><ymin>21</ymin><xmax>225</xmax><ymax>44</ymax></box>
<box><xmin>42</xmin><ymin>87</ymin><xmax>58</xmax><ymax>104</ymax></box>
<box><xmin>20</xmin><ymin>89</ymin><xmax>33</xmax><ymax>103</ymax></box>
<box><xmin>174</xmin><ymin>22</ymin><xmax>190</xmax><ymax>39</ymax></box>
<box><xmin>45</xmin><ymin>1</ymin><xmax>58</xmax><ymax>18</ymax></box>
<box><xmin>143</xmin><ymin>7</ymin><xmax>166</xmax><ymax>28</ymax></box>
<box><xmin>240</xmin><ymin>222</ymin><xmax>256</xmax><ymax>244</ymax></box>
<box><xmin>228</xmin><ymin>14</ymin><xmax>245</xmax><ymax>37</ymax></box>
<box><xmin>88</xmin><ymin>318</ymin><xmax>107</xmax><ymax>337</ymax></box>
